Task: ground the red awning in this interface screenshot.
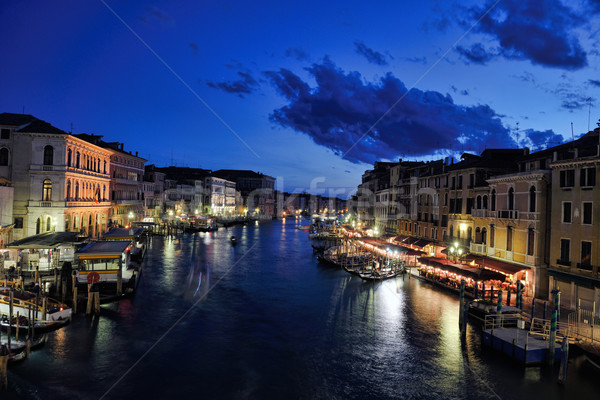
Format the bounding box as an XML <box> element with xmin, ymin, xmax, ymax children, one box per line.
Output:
<box><xmin>419</xmin><ymin>256</ymin><xmax>505</xmax><ymax>281</ymax></box>
<box><xmin>464</xmin><ymin>254</ymin><xmax>528</xmax><ymax>276</ymax></box>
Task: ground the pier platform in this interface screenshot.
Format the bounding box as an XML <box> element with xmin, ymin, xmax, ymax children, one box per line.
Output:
<box><xmin>482</xmin><ymin>315</ymin><xmax>563</xmax><ymax>365</ymax></box>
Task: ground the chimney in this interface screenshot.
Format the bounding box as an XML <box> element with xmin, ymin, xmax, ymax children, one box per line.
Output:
<box><xmin>120</xmin><ymin>143</ymin><xmax>124</xmax><ymax>151</ymax></box>
<box><xmin>136</xmin><ymin>151</ymin><xmax>138</xmax><ymax>157</ymax></box>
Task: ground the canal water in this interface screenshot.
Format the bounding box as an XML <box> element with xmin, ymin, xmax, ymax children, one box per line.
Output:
<box><xmin>5</xmin><ymin>218</ymin><xmax>600</xmax><ymax>399</ymax></box>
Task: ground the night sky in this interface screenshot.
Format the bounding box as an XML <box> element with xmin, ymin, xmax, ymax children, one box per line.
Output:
<box><xmin>1</xmin><ymin>0</ymin><xmax>599</xmax><ymax>196</ymax></box>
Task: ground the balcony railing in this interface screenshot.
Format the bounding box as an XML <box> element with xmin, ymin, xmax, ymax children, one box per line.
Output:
<box><xmin>556</xmin><ymin>259</ymin><xmax>571</xmax><ymax>267</ymax></box>
<box><xmin>471</xmin><ymin>209</ymin><xmax>487</xmax><ymax>218</ymax></box>
<box><xmin>498</xmin><ymin>210</ymin><xmax>519</xmax><ymax>219</ymax></box>
<box><xmin>577</xmin><ymin>263</ymin><xmax>593</xmax><ymax>271</ymax></box>
<box><xmin>470</xmin><ymin>242</ymin><xmax>487</xmax><ymax>254</ymax></box>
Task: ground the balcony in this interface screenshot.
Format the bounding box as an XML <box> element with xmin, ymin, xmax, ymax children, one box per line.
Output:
<box><xmin>577</xmin><ymin>263</ymin><xmax>593</xmax><ymax>271</ymax></box>
<box><xmin>497</xmin><ymin>210</ymin><xmax>519</xmax><ymax>219</ymax></box>
<box><xmin>521</xmin><ymin>212</ymin><xmax>540</xmax><ymax>221</ymax></box>
<box><xmin>28</xmin><ymin>201</ymin><xmax>55</xmax><ymax>208</ymax></box>
<box><xmin>470</xmin><ymin>242</ymin><xmax>487</xmax><ymax>255</ymax></box>
<box><xmin>556</xmin><ymin>259</ymin><xmax>571</xmax><ymax>267</ymax></box>
<box><xmin>471</xmin><ymin>209</ymin><xmax>487</xmax><ymax>218</ymax></box>
<box><xmin>66</xmin><ymin>200</ymin><xmax>111</xmax><ymax>207</ymax></box>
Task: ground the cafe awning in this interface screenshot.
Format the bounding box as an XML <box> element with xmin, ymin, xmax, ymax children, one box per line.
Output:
<box><xmin>464</xmin><ymin>254</ymin><xmax>528</xmax><ymax>276</ymax></box>
<box><xmin>419</xmin><ymin>256</ymin><xmax>505</xmax><ymax>281</ymax></box>
<box><xmin>6</xmin><ymin>232</ymin><xmax>84</xmax><ymax>249</ymax></box>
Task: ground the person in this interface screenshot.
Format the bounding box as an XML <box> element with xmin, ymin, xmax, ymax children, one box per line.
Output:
<box><xmin>32</xmin><ymin>282</ymin><xmax>40</xmax><ymax>294</ymax></box>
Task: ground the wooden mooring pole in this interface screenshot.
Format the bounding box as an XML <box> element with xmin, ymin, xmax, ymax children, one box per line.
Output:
<box><xmin>0</xmin><ymin>344</ymin><xmax>8</xmax><ymax>391</ymax></box>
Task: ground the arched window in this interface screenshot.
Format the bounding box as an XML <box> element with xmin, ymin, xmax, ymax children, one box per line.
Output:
<box><xmin>481</xmin><ymin>227</ymin><xmax>487</xmax><ymax>245</ymax></box>
<box><xmin>529</xmin><ymin>186</ymin><xmax>536</xmax><ymax>212</ymax></box>
<box><xmin>103</xmin><ymin>160</ymin><xmax>107</xmax><ymax>174</ymax></box>
<box><xmin>75</xmin><ymin>182</ymin><xmax>80</xmax><ymax>200</ymax></box>
<box><xmin>508</xmin><ymin>187</ymin><xmax>514</xmax><ymax>210</ymax></box>
<box><xmin>66</xmin><ymin>180</ymin><xmax>71</xmax><ymax>201</ymax></box>
<box><xmin>76</xmin><ymin>152</ymin><xmax>81</xmax><ymax>168</ymax></box>
<box><xmin>527</xmin><ymin>227</ymin><xmax>535</xmax><ymax>256</ymax></box>
<box><xmin>43</xmin><ymin>145</ymin><xmax>54</xmax><ymax>165</ymax></box>
<box><xmin>489</xmin><ymin>225</ymin><xmax>495</xmax><ymax>247</ymax></box>
<box><xmin>67</xmin><ymin>148</ymin><xmax>72</xmax><ymax>167</ymax></box>
<box><xmin>507</xmin><ymin>226</ymin><xmax>513</xmax><ymax>251</ymax></box>
<box><xmin>0</xmin><ymin>148</ymin><xmax>8</xmax><ymax>166</ymax></box>
<box><xmin>42</xmin><ymin>179</ymin><xmax>52</xmax><ymax>201</ymax></box>
<box><xmin>36</xmin><ymin>217</ymin><xmax>41</xmax><ymax>234</ymax></box>
<box><xmin>491</xmin><ymin>190</ymin><xmax>496</xmax><ymax>211</ymax></box>
<box><xmin>475</xmin><ymin>227</ymin><xmax>481</xmax><ymax>243</ymax></box>
<box><xmin>476</xmin><ymin>195</ymin><xmax>482</xmax><ymax>209</ymax></box>
<box><xmin>483</xmin><ymin>195</ymin><xmax>488</xmax><ymax>209</ymax></box>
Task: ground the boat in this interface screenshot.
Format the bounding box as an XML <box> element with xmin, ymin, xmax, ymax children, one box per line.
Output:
<box><xmin>358</xmin><ymin>269</ymin><xmax>403</xmax><ymax>281</ymax></box>
<box><xmin>468</xmin><ymin>298</ymin><xmax>521</xmax><ymax>323</ymax></box>
<box><xmin>1</xmin><ymin>314</ymin><xmax>70</xmax><ymax>334</ymax></box>
<box><xmin>230</xmin><ymin>236</ymin><xmax>238</xmax><ymax>245</ymax></box>
<box><xmin>0</xmin><ymin>288</ymin><xmax>72</xmax><ymax>333</ymax></box>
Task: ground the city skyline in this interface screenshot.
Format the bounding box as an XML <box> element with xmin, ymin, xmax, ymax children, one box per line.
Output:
<box><xmin>1</xmin><ymin>0</ymin><xmax>600</xmax><ymax>195</ymax></box>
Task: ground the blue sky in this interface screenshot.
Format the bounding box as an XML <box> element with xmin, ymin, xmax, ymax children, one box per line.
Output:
<box><xmin>1</xmin><ymin>0</ymin><xmax>600</xmax><ymax>196</ymax></box>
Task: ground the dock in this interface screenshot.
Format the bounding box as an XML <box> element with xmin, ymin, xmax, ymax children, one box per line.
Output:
<box><xmin>482</xmin><ymin>314</ymin><xmax>564</xmax><ymax>365</ymax></box>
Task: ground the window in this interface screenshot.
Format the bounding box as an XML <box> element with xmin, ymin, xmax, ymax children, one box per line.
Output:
<box><xmin>43</xmin><ymin>145</ymin><xmax>54</xmax><ymax>165</ymax></box>
<box><xmin>67</xmin><ymin>149</ymin><xmax>72</xmax><ymax>167</ymax></box>
<box><xmin>527</xmin><ymin>228</ymin><xmax>535</xmax><ymax>256</ymax></box>
<box><xmin>14</xmin><ymin>217</ymin><xmax>23</xmax><ymax>229</ymax></box>
<box><xmin>476</xmin><ymin>195</ymin><xmax>482</xmax><ymax>209</ymax></box>
<box><xmin>529</xmin><ymin>186</ymin><xmax>536</xmax><ymax>212</ymax></box>
<box><xmin>451</xmin><ymin>177</ymin><xmax>456</xmax><ymax>189</ymax></box>
<box><xmin>490</xmin><ymin>225</ymin><xmax>495</xmax><ymax>247</ymax></box>
<box><xmin>560</xmin><ymin>169</ymin><xmax>575</xmax><ymax>188</ymax></box>
<box><xmin>444</xmin><ymin>193</ymin><xmax>448</xmax><ymax>206</ymax></box>
<box><xmin>483</xmin><ymin>195</ymin><xmax>488</xmax><ymax>209</ymax></box>
<box><xmin>580</xmin><ymin>167</ymin><xmax>596</xmax><ymax>187</ymax></box>
<box><xmin>469</xmin><ymin>173</ymin><xmax>474</xmax><ymax>188</ymax></box>
<box><xmin>508</xmin><ymin>187</ymin><xmax>514</xmax><ymax>210</ymax></box>
<box><xmin>491</xmin><ymin>190</ymin><xmax>496</xmax><ymax>211</ymax></box>
<box><xmin>506</xmin><ymin>226</ymin><xmax>513</xmax><ymax>251</ymax></box>
<box><xmin>560</xmin><ymin>239</ymin><xmax>570</xmax><ymax>264</ymax></box>
<box><xmin>0</xmin><ymin>128</ymin><xmax>9</xmax><ymax>139</ymax></box>
<box><xmin>562</xmin><ymin>202</ymin><xmax>572</xmax><ymax>223</ymax></box>
<box><xmin>42</xmin><ymin>179</ymin><xmax>52</xmax><ymax>201</ymax></box>
<box><xmin>583</xmin><ymin>202</ymin><xmax>592</xmax><ymax>225</ymax></box>
<box><xmin>76</xmin><ymin>152</ymin><xmax>80</xmax><ymax>168</ymax></box>
<box><xmin>581</xmin><ymin>241</ymin><xmax>592</xmax><ymax>267</ymax></box>
<box><xmin>0</xmin><ymin>148</ymin><xmax>8</xmax><ymax>166</ymax></box>
<box><xmin>458</xmin><ymin>175</ymin><xmax>463</xmax><ymax>189</ymax></box>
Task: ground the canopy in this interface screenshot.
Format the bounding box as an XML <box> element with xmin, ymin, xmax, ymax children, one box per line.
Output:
<box><xmin>103</xmin><ymin>227</ymin><xmax>144</xmax><ymax>240</ymax></box>
<box><xmin>463</xmin><ymin>254</ymin><xmax>528</xmax><ymax>276</ymax></box>
<box><xmin>76</xmin><ymin>241</ymin><xmax>130</xmax><ymax>259</ymax></box>
<box><xmin>6</xmin><ymin>232</ymin><xmax>83</xmax><ymax>249</ymax></box>
<box><xmin>419</xmin><ymin>256</ymin><xmax>505</xmax><ymax>281</ymax></box>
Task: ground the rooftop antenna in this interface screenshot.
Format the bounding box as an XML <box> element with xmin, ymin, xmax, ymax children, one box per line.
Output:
<box><xmin>571</xmin><ymin>122</ymin><xmax>574</xmax><ymax>141</ymax></box>
<box><xmin>515</xmin><ymin>122</ymin><xmax>520</xmax><ymax>148</ymax></box>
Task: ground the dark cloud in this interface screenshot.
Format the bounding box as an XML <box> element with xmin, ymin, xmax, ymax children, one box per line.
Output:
<box><xmin>285</xmin><ymin>47</ymin><xmax>310</xmax><ymax>61</ymax></box>
<box><xmin>588</xmin><ymin>79</ymin><xmax>600</xmax><ymax>87</ymax></box>
<box><xmin>144</xmin><ymin>6</ymin><xmax>174</xmax><ymax>24</ymax></box>
<box><xmin>189</xmin><ymin>42</ymin><xmax>199</xmax><ymax>55</ymax></box>
<box><xmin>456</xmin><ymin>43</ymin><xmax>498</xmax><ymax>64</ymax></box>
<box><xmin>265</xmin><ymin>60</ymin><xmax>559</xmax><ymax>164</ymax></box>
<box><xmin>353</xmin><ymin>41</ymin><xmax>389</xmax><ymax>66</ymax></box>
<box><xmin>206</xmin><ymin>70</ymin><xmax>259</xmax><ymax>97</ymax></box>
<box><xmin>404</xmin><ymin>56</ymin><xmax>427</xmax><ymax>64</ymax></box>
<box><xmin>523</xmin><ymin>129</ymin><xmax>564</xmax><ymax>149</ymax></box>
<box><xmin>469</xmin><ymin>0</ymin><xmax>587</xmax><ymax>69</ymax></box>
<box><xmin>461</xmin><ymin>89</ymin><xmax>469</xmax><ymax>96</ymax></box>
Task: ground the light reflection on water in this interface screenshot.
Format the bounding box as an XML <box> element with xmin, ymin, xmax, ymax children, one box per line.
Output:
<box><xmin>4</xmin><ymin>218</ymin><xmax>600</xmax><ymax>400</ymax></box>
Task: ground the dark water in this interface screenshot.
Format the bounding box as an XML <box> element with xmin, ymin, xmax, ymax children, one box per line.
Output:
<box><xmin>5</xmin><ymin>218</ymin><xmax>600</xmax><ymax>399</ymax></box>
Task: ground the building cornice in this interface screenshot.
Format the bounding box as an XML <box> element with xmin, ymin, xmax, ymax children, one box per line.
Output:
<box><xmin>487</xmin><ymin>171</ymin><xmax>549</xmax><ymax>184</ymax></box>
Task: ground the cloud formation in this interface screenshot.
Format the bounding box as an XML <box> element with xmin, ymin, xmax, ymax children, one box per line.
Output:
<box><xmin>265</xmin><ymin>60</ymin><xmax>561</xmax><ymax>164</ymax></box>
<box><xmin>285</xmin><ymin>47</ymin><xmax>310</xmax><ymax>61</ymax></box>
<box><xmin>353</xmin><ymin>41</ymin><xmax>389</xmax><ymax>65</ymax></box>
<box><xmin>467</xmin><ymin>0</ymin><xmax>589</xmax><ymax>69</ymax></box>
<box><xmin>206</xmin><ymin>70</ymin><xmax>259</xmax><ymax>97</ymax></box>
<box><xmin>456</xmin><ymin>43</ymin><xmax>498</xmax><ymax>64</ymax></box>
<box><xmin>588</xmin><ymin>79</ymin><xmax>600</xmax><ymax>87</ymax></box>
